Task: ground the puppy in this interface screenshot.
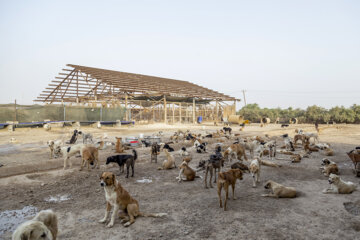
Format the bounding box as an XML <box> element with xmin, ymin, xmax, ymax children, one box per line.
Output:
<box><xmin>217</xmin><ymin>169</ymin><xmax>243</xmax><ymax>211</ymax></box>
<box><xmin>106</xmin><ymin>150</ymin><xmax>137</xmax><ymax>178</ymax></box>
<box><xmin>320</xmin><ymin>158</ymin><xmax>339</xmax><ymax>176</ymax></box>
<box><xmin>223</xmin><ymin>127</ymin><xmax>232</xmax><ymax>135</ymax></box>
<box><xmin>99</xmin><ymin>172</ymin><xmax>166</xmax><ymax>227</ymax></box>
<box><xmin>322</xmin><ymin>174</ymin><xmax>357</xmax><ymax>194</ymax></box>
<box><xmin>281</xmin><ymin>124</ymin><xmax>289</xmax><ymax>128</ymax></box>
<box><xmin>12</xmin><ymin>209</ymin><xmax>58</xmax><ymax>240</ymax></box>
<box><xmin>47</xmin><ymin>140</ymin><xmax>62</xmax><ymax>159</ymax></box>
<box><xmin>282</xmin><ymin>134</ymin><xmax>295</xmax><ymax>151</ymax></box>
<box><xmin>262</xmin><ymin>180</ymin><xmax>297</xmax><ymax>198</ymax></box>
<box><xmin>249</xmin><ymin>158</ymin><xmax>260</xmax><ymax>187</ymax></box>
<box><xmin>158</xmin><ymin>149</ymin><xmax>176</xmax><ymax>170</ymax></box>
<box><xmin>291</xmin><ymin>154</ymin><xmax>302</xmax><ymax>163</ymax></box>
<box><xmin>141</xmin><ymin>139</ymin><xmax>151</xmax><ymax>147</ymax></box>
<box><xmin>264</xmin><ymin>140</ymin><xmax>276</xmax><ymax>160</ymax></box>
<box><xmin>176</xmin><ymin>161</ymin><xmax>197</xmax><ymax>182</ymax></box>
<box><xmin>179</xmin><ymin>147</ymin><xmax>190</xmax><ymax>157</ymax></box>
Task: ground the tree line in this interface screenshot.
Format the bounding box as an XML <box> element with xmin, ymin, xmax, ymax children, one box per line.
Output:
<box><xmin>237</xmin><ymin>103</ymin><xmax>360</xmax><ymax>124</ymax></box>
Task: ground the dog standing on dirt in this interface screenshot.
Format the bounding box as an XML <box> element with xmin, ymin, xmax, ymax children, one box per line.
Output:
<box><xmin>203</xmin><ymin>146</ymin><xmax>224</xmax><ymax>188</ymax></box>
<box><xmin>223</xmin><ymin>143</ymin><xmax>248</xmax><ymax>162</ymax></box>
<box><xmin>12</xmin><ymin>209</ymin><xmax>58</xmax><ymax>240</ymax></box>
<box><xmin>47</xmin><ymin>140</ymin><xmax>62</xmax><ymax>159</ymax></box>
<box><xmin>69</xmin><ymin>130</ymin><xmax>79</xmax><ymax>144</ymax></box>
<box><xmin>60</xmin><ymin>144</ymin><xmax>86</xmax><ymax>170</ymax></box>
<box><xmin>262</xmin><ymin>180</ymin><xmax>297</xmax><ymax>198</ymax></box>
<box><xmin>250</xmin><ymin>158</ymin><xmax>260</xmax><ymax>187</ymax></box>
<box><xmin>217</xmin><ymin>169</ymin><xmax>243</xmax><ymax>211</ymax></box>
<box><xmin>80</xmin><ymin>143</ymin><xmax>102</xmax><ymax>171</ymax></box>
<box><xmin>151</xmin><ymin>142</ymin><xmax>160</xmax><ymax>163</ymax></box>
<box><xmin>106</xmin><ymin>150</ymin><xmax>137</xmax><ymax>178</ymax></box>
<box><xmin>99</xmin><ymin>172</ymin><xmax>166</xmax><ymax>228</ymax></box>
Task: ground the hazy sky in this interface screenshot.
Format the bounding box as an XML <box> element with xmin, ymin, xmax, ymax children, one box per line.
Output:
<box><xmin>0</xmin><ymin>0</ymin><xmax>359</xmax><ymax>109</ymax></box>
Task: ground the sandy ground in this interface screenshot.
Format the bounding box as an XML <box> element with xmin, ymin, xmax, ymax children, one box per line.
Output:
<box><xmin>0</xmin><ymin>123</ymin><xmax>360</xmax><ymax>240</ymax></box>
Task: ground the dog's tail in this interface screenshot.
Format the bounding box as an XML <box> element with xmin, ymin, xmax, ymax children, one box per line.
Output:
<box><xmin>138</xmin><ymin>212</ymin><xmax>167</xmax><ymax>218</ymax></box>
<box><xmin>132</xmin><ymin>149</ymin><xmax>138</xmax><ymax>160</ymax></box>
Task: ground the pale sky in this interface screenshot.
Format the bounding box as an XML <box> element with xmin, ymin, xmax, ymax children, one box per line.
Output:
<box><xmin>0</xmin><ymin>0</ymin><xmax>359</xmax><ymax>109</ymax></box>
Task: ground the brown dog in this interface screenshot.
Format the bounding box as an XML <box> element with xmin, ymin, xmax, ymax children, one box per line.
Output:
<box><xmin>99</xmin><ymin>172</ymin><xmax>166</xmax><ymax>227</ymax></box>
<box><xmin>80</xmin><ymin>146</ymin><xmax>100</xmax><ymax>171</ymax></box>
<box><xmin>177</xmin><ymin>161</ymin><xmax>197</xmax><ymax>182</ymax></box>
<box><xmin>321</xmin><ymin>158</ymin><xmax>339</xmax><ymax>176</ymax></box>
<box><xmin>115</xmin><ymin>137</ymin><xmax>125</xmax><ymax>153</ymax></box>
<box><xmin>217</xmin><ymin>169</ymin><xmax>243</xmax><ymax>211</ymax></box>
<box><xmin>223</xmin><ymin>143</ymin><xmax>248</xmax><ymax>162</ymax></box>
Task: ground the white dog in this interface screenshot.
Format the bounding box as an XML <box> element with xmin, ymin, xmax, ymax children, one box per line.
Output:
<box><xmin>12</xmin><ymin>209</ymin><xmax>58</xmax><ymax>240</ymax></box>
<box><xmin>58</xmin><ymin>144</ymin><xmax>88</xmax><ymax>169</ymax></box>
<box><xmin>249</xmin><ymin>158</ymin><xmax>260</xmax><ymax>187</ymax></box>
<box><xmin>322</xmin><ymin>174</ymin><xmax>357</xmax><ymax>194</ymax></box>
<box><xmin>47</xmin><ymin>140</ymin><xmax>63</xmax><ymax>159</ymax></box>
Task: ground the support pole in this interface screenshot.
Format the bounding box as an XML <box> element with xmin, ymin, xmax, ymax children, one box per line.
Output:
<box><xmin>14</xmin><ymin>99</ymin><xmax>17</xmax><ymax>122</ymax></box>
<box><xmin>172</xmin><ymin>103</ymin><xmax>175</xmax><ymax>123</ymax></box>
<box><xmin>125</xmin><ymin>93</ymin><xmax>128</xmax><ymax>121</ymax></box>
<box><xmin>179</xmin><ymin>103</ymin><xmax>182</xmax><ymax>123</ymax></box>
<box><xmin>216</xmin><ymin>100</ymin><xmax>219</xmax><ymax>123</ymax></box>
<box><xmin>193</xmin><ymin>98</ymin><xmax>196</xmax><ymax>124</ymax></box>
<box><xmin>164</xmin><ymin>96</ymin><xmax>167</xmax><ymax>124</ymax></box>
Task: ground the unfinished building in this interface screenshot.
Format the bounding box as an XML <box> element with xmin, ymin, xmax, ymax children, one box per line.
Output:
<box><xmin>35</xmin><ymin>64</ymin><xmax>238</xmax><ymax>124</ymax></box>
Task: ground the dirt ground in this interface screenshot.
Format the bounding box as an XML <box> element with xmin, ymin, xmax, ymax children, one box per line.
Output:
<box><xmin>0</xmin><ymin>123</ymin><xmax>360</xmax><ymax>240</ymax></box>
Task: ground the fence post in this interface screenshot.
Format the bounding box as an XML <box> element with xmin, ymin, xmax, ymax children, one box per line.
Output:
<box><xmin>100</xmin><ymin>105</ymin><xmax>103</xmax><ymax>121</ymax></box>
<box><xmin>63</xmin><ymin>104</ymin><xmax>66</xmax><ymax>121</ymax></box>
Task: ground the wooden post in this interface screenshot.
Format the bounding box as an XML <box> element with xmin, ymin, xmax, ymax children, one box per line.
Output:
<box><xmin>14</xmin><ymin>99</ymin><xmax>17</xmax><ymax>122</ymax></box>
<box><xmin>193</xmin><ymin>98</ymin><xmax>196</xmax><ymax>124</ymax></box>
<box><xmin>164</xmin><ymin>96</ymin><xmax>167</xmax><ymax>123</ymax></box>
<box><xmin>179</xmin><ymin>102</ymin><xmax>182</xmax><ymax>123</ymax></box>
<box><xmin>216</xmin><ymin>100</ymin><xmax>219</xmax><ymax>123</ymax></box>
<box><xmin>172</xmin><ymin>103</ymin><xmax>175</xmax><ymax>123</ymax></box>
<box><xmin>139</xmin><ymin>101</ymin><xmax>142</xmax><ymax>121</ymax></box>
<box><xmin>125</xmin><ymin>93</ymin><xmax>128</xmax><ymax>121</ymax></box>
<box><xmin>186</xmin><ymin>103</ymin><xmax>189</xmax><ymax>123</ymax></box>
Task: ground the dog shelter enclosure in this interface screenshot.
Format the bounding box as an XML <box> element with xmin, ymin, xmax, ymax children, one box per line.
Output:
<box><xmin>34</xmin><ymin>64</ymin><xmax>238</xmax><ymax>124</ymax></box>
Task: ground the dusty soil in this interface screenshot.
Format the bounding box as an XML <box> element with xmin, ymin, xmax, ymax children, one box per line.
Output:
<box><xmin>0</xmin><ymin>123</ymin><xmax>360</xmax><ymax>240</ymax></box>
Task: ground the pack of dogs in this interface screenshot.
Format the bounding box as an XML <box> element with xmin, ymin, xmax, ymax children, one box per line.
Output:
<box><xmin>12</xmin><ymin>125</ymin><xmax>359</xmax><ymax>237</ymax></box>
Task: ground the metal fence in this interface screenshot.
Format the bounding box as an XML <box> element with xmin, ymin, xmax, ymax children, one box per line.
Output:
<box><xmin>0</xmin><ymin>104</ymin><xmax>125</xmax><ymax>123</ymax></box>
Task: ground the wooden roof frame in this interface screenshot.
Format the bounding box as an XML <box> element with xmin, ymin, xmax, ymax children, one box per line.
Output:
<box><xmin>35</xmin><ymin>64</ymin><xmax>238</xmax><ymax>104</ymax></box>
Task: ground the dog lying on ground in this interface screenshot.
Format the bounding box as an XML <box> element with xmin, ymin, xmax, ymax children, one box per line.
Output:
<box><xmin>261</xmin><ymin>180</ymin><xmax>297</xmax><ymax>198</ymax></box>
<box><xmin>320</xmin><ymin>158</ymin><xmax>339</xmax><ymax>176</ymax></box>
<box><xmin>151</xmin><ymin>142</ymin><xmax>160</xmax><ymax>163</ymax></box>
<box><xmin>323</xmin><ymin>148</ymin><xmax>334</xmax><ymax>156</ymax></box>
<box><xmin>163</xmin><ymin>143</ymin><xmax>175</xmax><ymax>152</ymax></box>
<box><xmin>176</xmin><ymin>161</ymin><xmax>198</xmax><ymax>182</ymax></box>
<box><xmin>304</xmin><ymin>142</ymin><xmax>319</xmax><ymax>153</ymax></box>
<box><xmin>281</xmin><ymin>124</ymin><xmax>289</xmax><ymax>128</ymax></box>
<box><xmin>291</xmin><ymin>154</ymin><xmax>302</xmax><ymax>163</ymax></box>
<box><xmin>179</xmin><ymin>147</ymin><xmax>190</xmax><ymax>157</ymax></box>
<box><xmin>99</xmin><ymin>172</ymin><xmax>166</xmax><ymax>227</ymax></box>
<box><xmin>217</xmin><ymin>169</ymin><xmax>243</xmax><ymax>211</ymax></box>
<box><xmin>106</xmin><ymin>150</ymin><xmax>137</xmax><ymax>178</ymax></box>
<box><xmin>194</xmin><ymin>140</ymin><xmax>207</xmax><ymax>153</ymax></box>
<box><xmin>80</xmin><ymin>144</ymin><xmax>101</xmax><ymax>171</ymax></box>
<box><xmin>47</xmin><ymin>140</ymin><xmax>62</xmax><ymax>159</ymax></box>
<box><xmin>224</xmin><ymin>143</ymin><xmax>248</xmax><ymax>162</ymax></box>
<box><xmin>322</xmin><ymin>174</ymin><xmax>357</xmax><ymax>194</ymax></box>
<box><xmin>158</xmin><ymin>149</ymin><xmax>176</xmax><ymax>170</ymax></box>
<box><xmin>12</xmin><ymin>209</ymin><xmax>58</xmax><ymax>240</ymax></box>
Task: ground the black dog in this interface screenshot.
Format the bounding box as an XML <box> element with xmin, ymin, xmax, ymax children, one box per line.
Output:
<box><xmin>106</xmin><ymin>150</ymin><xmax>137</xmax><ymax>178</ymax></box>
<box><xmin>186</xmin><ymin>133</ymin><xmax>195</xmax><ymax>140</ymax></box>
<box><xmin>69</xmin><ymin>130</ymin><xmax>79</xmax><ymax>144</ymax></box>
<box><xmin>223</xmin><ymin>127</ymin><xmax>232</xmax><ymax>134</ymax></box>
<box><xmin>281</xmin><ymin>124</ymin><xmax>289</xmax><ymax>128</ymax></box>
<box><xmin>141</xmin><ymin>139</ymin><xmax>151</xmax><ymax>147</ymax></box>
<box><xmin>151</xmin><ymin>143</ymin><xmax>160</xmax><ymax>163</ymax></box>
<box><xmin>163</xmin><ymin>143</ymin><xmax>174</xmax><ymax>152</ymax></box>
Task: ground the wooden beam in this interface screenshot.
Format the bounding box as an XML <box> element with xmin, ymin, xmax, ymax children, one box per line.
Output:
<box><xmin>164</xmin><ymin>96</ymin><xmax>167</xmax><ymax>124</ymax></box>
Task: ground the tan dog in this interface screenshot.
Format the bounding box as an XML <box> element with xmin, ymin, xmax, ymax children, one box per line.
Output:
<box><xmin>249</xmin><ymin>158</ymin><xmax>260</xmax><ymax>187</ymax></box>
<box><xmin>262</xmin><ymin>180</ymin><xmax>297</xmax><ymax>198</ymax></box>
<box><xmin>304</xmin><ymin>142</ymin><xmax>319</xmax><ymax>153</ymax></box>
<box><xmin>80</xmin><ymin>145</ymin><xmax>100</xmax><ymax>171</ymax></box>
<box><xmin>323</xmin><ymin>148</ymin><xmax>334</xmax><ymax>156</ymax></box>
<box><xmin>217</xmin><ymin>169</ymin><xmax>243</xmax><ymax>211</ymax></box>
<box><xmin>115</xmin><ymin>137</ymin><xmax>125</xmax><ymax>153</ymax></box>
<box><xmin>176</xmin><ymin>161</ymin><xmax>197</xmax><ymax>182</ymax></box>
<box><xmin>322</xmin><ymin>174</ymin><xmax>357</xmax><ymax>194</ymax></box>
<box><xmin>291</xmin><ymin>154</ymin><xmax>302</xmax><ymax>163</ymax></box>
<box><xmin>158</xmin><ymin>149</ymin><xmax>176</xmax><ymax>170</ymax></box>
<box><xmin>12</xmin><ymin>209</ymin><xmax>58</xmax><ymax>240</ymax></box>
<box><xmin>223</xmin><ymin>143</ymin><xmax>248</xmax><ymax>162</ymax></box>
<box><xmin>47</xmin><ymin>140</ymin><xmax>62</xmax><ymax>159</ymax></box>
<box><xmin>320</xmin><ymin>158</ymin><xmax>339</xmax><ymax>176</ymax></box>
<box><xmin>293</xmin><ymin>134</ymin><xmax>306</xmax><ymax>147</ymax></box>
<box><xmin>99</xmin><ymin>172</ymin><xmax>166</xmax><ymax>227</ymax></box>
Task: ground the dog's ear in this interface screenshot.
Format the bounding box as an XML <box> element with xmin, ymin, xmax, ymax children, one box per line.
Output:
<box><xmin>112</xmin><ymin>173</ymin><xmax>115</xmax><ymax>183</ymax></box>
